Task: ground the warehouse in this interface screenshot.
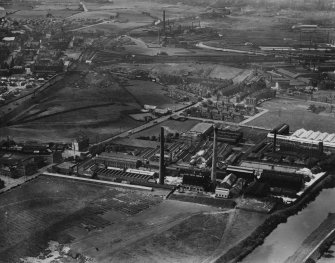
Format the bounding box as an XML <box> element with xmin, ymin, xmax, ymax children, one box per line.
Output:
<box><xmin>181</xmin><ymin>123</ymin><xmax>213</xmax><ymax>145</ymax></box>
<box><xmin>181</xmin><ymin>169</ymin><xmax>211</xmax><ymax>192</ymax></box>
<box><xmin>93</xmin><ymin>167</ymin><xmax>156</xmax><ymax>184</ymax></box>
<box><xmin>211</xmin><ymin>127</ymin><xmax>243</xmax><ymax>144</ymax></box>
<box><xmin>226</xmin><ymin>165</ymin><xmax>256</xmax><ymax>181</ymax></box>
<box><xmin>260</xmin><ymin>170</ymin><xmax>304</xmax><ymax>191</ymax></box>
<box><xmin>267</xmin><ymin>128</ymin><xmax>335</xmax><ymax>153</ymax></box>
<box><xmin>95</xmin><ymin>152</ymin><xmax>143</xmax><ymax>169</ymax></box>
<box><xmin>221</xmin><ymin>173</ymin><xmax>237</xmax><ymax>189</ymax></box>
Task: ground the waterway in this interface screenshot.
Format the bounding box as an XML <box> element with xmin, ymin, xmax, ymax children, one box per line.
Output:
<box><xmin>243</xmin><ymin>177</ymin><xmax>335</xmax><ymax>263</ymax></box>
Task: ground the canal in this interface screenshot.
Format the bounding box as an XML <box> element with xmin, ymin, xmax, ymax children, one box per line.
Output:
<box><xmin>243</xmin><ymin>177</ymin><xmax>335</xmax><ymax>263</ymax></box>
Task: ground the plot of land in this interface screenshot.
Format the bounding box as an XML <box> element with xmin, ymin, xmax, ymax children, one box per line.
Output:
<box><xmin>246</xmin><ymin>98</ymin><xmax>335</xmax><ymax>133</ymax></box>
<box><xmin>124</xmin><ymin>80</ymin><xmax>184</xmax><ymax>109</ymax></box>
<box><xmin>0</xmin><ymin>175</ymin><xmax>267</xmax><ymax>263</ymax></box>
<box><xmin>0</xmin><ymin>176</ymin><xmax>163</xmax><ymax>263</ymax></box>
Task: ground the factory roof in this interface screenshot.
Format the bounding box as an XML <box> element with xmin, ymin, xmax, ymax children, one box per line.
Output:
<box><xmin>112</xmin><ymin>138</ymin><xmax>160</xmax><ymax>149</ymax></box>
<box><xmin>97</xmin><ymin>152</ymin><xmax>141</xmax><ymax>161</ymax></box>
<box><xmin>291</xmin><ymin>129</ymin><xmax>335</xmax><ymax>143</ymax></box>
<box><xmin>268</xmin><ymin>128</ymin><xmax>335</xmax><ymax>148</ymax></box>
<box><xmin>188</xmin><ymin>122</ymin><xmax>213</xmax><ymax>134</ymax></box>
<box><xmin>276</xmin><ymin>68</ymin><xmax>300</xmax><ymax>79</ymax></box>
<box><xmin>2</xmin><ymin>37</ymin><xmax>15</xmax><ymax>42</ymax></box>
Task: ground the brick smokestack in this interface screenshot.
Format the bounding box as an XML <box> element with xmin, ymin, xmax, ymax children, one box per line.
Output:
<box><xmin>319</xmin><ymin>141</ymin><xmax>324</xmax><ymax>155</ymax></box>
<box><xmin>273</xmin><ymin>130</ymin><xmax>277</xmax><ymax>152</ymax></box>
<box><xmin>159</xmin><ymin>127</ymin><xmax>165</xmax><ymax>185</ymax></box>
<box><xmin>211</xmin><ymin>126</ymin><xmax>218</xmax><ymax>184</ymax></box>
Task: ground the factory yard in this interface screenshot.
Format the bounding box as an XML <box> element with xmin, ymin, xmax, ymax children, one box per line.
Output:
<box><xmin>0</xmin><ymin>175</ymin><xmax>267</xmax><ymax>263</ymax></box>
<box><xmin>246</xmin><ymin>98</ymin><xmax>335</xmax><ymax>132</ymax></box>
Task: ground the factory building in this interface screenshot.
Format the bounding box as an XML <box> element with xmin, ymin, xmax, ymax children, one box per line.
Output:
<box><xmin>180</xmin><ymin>168</ymin><xmax>211</xmax><ymax>192</ymax></box>
<box><xmin>215</xmin><ymin>187</ymin><xmax>230</xmax><ymax>199</ymax></box>
<box><xmin>267</xmin><ymin>128</ymin><xmax>335</xmax><ymax>153</ymax></box>
<box><xmin>260</xmin><ymin>170</ymin><xmax>304</xmax><ymax>191</ymax></box>
<box><xmin>93</xmin><ymin>167</ymin><xmax>156</xmax><ymax>184</ymax></box>
<box><xmin>211</xmin><ymin>127</ymin><xmax>243</xmax><ymax>144</ymax></box>
<box><xmin>226</xmin><ymin>166</ymin><xmax>256</xmax><ymax>182</ymax></box>
<box><xmin>221</xmin><ymin>173</ymin><xmax>237</xmax><ymax>189</ymax></box>
<box><xmin>72</xmin><ymin>134</ymin><xmax>89</xmax><ymax>152</ymax></box>
<box><xmin>181</xmin><ymin>123</ymin><xmax>213</xmax><ymax>145</ymax></box>
<box><xmin>244</xmin><ymin>181</ymin><xmax>270</xmax><ymax>197</ymax></box>
<box><xmin>94</xmin><ymin>152</ymin><xmax>143</xmax><ymax>169</ymax></box>
<box><xmin>230</xmin><ymin>178</ymin><xmax>246</xmax><ymax>197</ymax></box>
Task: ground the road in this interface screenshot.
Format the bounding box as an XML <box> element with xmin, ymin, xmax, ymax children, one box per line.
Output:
<box><xmin>92</xmin><ymin>100</ymin><xmax>271</xmax><ymax>149</ymax></box>
<box><xmin>91</xmin><ymin>102</ymin><xmax>200</xmax><ymax>147</ymax></box>
<box><xmin>0</xmin><ymin>164</ymin><xmax>53</xmax><ymax>194</ymax></box>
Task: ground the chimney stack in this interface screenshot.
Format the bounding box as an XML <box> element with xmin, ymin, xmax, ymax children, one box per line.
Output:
<box><xmin>211</xmin><ymin>126</ymin><xmax>218</xmax><ymax>184</ymax></box>
<box><xmin>159</xmin><ymin>127</ymin><xmax>165</xmax><ymax>185</ymax></box>
<box><xmin>273</xmin><ymin>130</ymin><xmax>277</xmax><ymax>152</ymax></box>
<box><xmin>163</xmin><ymin>10</ymin><xmax>166</xmax><ymax>37</ymax></box>
<box><xmin>319</xmin><ymin>141</ymin><xmax>324</xmax><ymax>155</ymax></box>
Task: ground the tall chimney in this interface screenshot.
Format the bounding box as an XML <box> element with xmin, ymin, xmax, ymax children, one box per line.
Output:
<box><xmin>163</xmin><ymin>10</ymin><xmax>166</xmax><ymax>37</ymax></box>
<box><xmin>159</xmin><ymin>127</ymin><xmax>165</xmax><ymax>185</ymax></box>
<box><xmin>211</xmin><ymin>126</ymin><xmax>218</xmax><ymax>184</ymax></box>
<box><xmin>319</xmin><ymin>141</ymin><xmax>324</xmax><ymax>155</ymax></box>
<box><xmin>273</xmin><ymin>130</ymin><xmax>277</xmax><ymax>152</ymax></box>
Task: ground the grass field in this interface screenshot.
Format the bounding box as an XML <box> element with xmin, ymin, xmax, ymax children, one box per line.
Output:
<box><xmin>124</xmin><ymin>80</ymin><xmax>185</xmax><ymax>110</ymax></box>
<box><xmin>246</xmin><ymin>98</ymin><xmax>335</xmax><ymax>133</ymax></box>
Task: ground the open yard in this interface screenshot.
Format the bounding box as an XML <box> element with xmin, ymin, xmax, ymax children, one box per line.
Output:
<box><xmin>246</xmin><ymin>98</ymin><xmax>335</xmax><ymax>133</ymax></box>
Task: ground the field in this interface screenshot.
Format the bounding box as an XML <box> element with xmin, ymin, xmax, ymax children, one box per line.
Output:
<box><xmin>0</xmin><ymin>176</ymin><xmax>164</xmax><ymax>263</ymax></box>
<box><xmin>0</xmin><ymin>175</ymin><xmax>267</xmax><ymax>263</ymax></box>
<box><xmin>125</xmin><ymin>80</ymin><xmax>186</xmax><ymax>110</ymax></box>
<box><xmin>0</xmin><ymin>71</ymin><xmax>184</xmax><ymax>143</ymax></box>
<box><xmin>246</xmin><ymin>98</ymin><xmax>335</xmax><ymax>133</ymax></box>
<box><xmin>141</xmin><ymin>63</ymin><xmax>246</xmax><ymax>80</ymax></box>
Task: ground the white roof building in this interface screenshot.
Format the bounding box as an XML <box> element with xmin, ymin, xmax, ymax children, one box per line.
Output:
<box><xmin>2</xmin><ymin>37</ymin><xmax>15</xmax><ymax>42</ymax></box>
<box><xmin>268</xmin><ymin>128</ymin><xmax>335</xmax><ymax>152</ymax></box>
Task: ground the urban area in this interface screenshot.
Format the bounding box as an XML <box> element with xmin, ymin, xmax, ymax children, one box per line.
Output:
<box><xmin>0</xmin><ymin>0</ymin><xmax>335</xmax><ymax>263</ymax></box>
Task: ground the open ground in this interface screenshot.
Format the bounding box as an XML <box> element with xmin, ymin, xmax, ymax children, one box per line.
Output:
<box><xmin>245</xmin><ymin>98</ymin><xmax>335</xmax><ymax>132</ymax></box>
<box><xmin>0</xmin><ymin>176</ymin><xmax>267</xmax><ymax>263</ymax></box>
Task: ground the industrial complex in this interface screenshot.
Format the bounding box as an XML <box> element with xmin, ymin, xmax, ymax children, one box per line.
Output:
<box><xmin>0</xmin><ymin>0</ymin><xmax>335</xmax><ymax>262</ymax></box>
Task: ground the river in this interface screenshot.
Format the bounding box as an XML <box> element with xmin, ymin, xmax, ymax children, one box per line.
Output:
<box><xmin>243</xmin><ymin>178</ymin><xmax>335</xmax><ymax>263</ymax></box>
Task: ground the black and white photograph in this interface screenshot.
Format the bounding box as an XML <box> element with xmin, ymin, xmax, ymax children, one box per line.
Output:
<box><xmin>0</xmin><ymin>0</ymin><xmax>335</xmax><ymax>262</ymax></box>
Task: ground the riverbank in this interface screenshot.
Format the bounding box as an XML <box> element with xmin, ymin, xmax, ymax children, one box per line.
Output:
<box><xmin>285</xmin><ymin>213</ymin><xmax>335</xmax><ymax>263</ymax></box>
<box><xmin>215</xmin><ymin>173</ymin><xmax>335</xmax><ymax>263</ymax></box>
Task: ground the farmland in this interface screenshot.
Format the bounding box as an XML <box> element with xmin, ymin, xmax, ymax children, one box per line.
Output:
<box><xmin>246</xmin><ymin>98</ymin><xmax>335</xmax><ymax>132</ymax></box>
